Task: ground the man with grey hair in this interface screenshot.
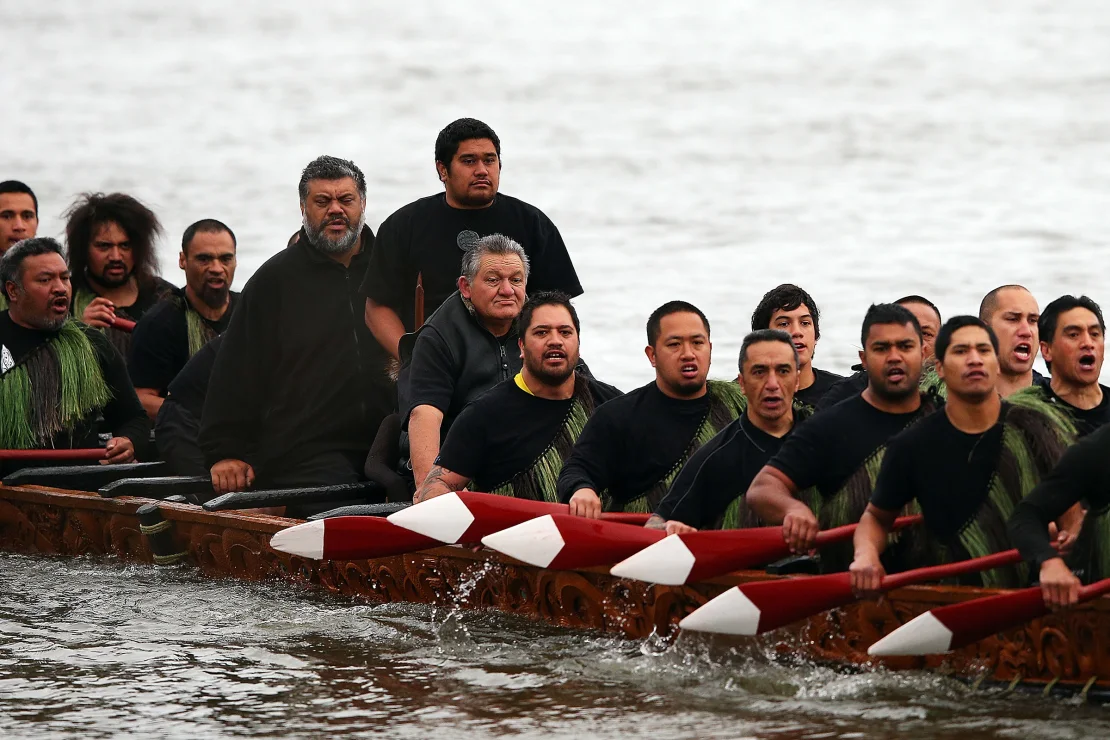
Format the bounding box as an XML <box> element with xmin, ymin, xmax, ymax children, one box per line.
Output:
<box><xmin>398</xmin><ymin>233</ymin><xmax>530</xmax><ymax>486</ymax></box>
<box><xmin>0</xmin><ymin>237</ymin><xmax>148</xmax><ymax>468</ymax></box>
<box><xmin>200</xmin><ymin>156</ymin><xmax>393</xmax><ymax>513</ymax></box>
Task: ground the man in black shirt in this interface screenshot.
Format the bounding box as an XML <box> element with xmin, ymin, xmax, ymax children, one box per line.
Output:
<box><xmin>817</xmin><ymin>295</ymin><xmax>943</xmax><ymax>411</ymax></box>
<box><xmin>413</xmin><ymin>292</ymin><xmax>620</xmax><ymax>504</ymax></box>
<box><xmin>649</xmin><ymin>329</ymin><xmax>805</xmax><ymax>534</ymax></box>
<box><xmin>557</xmin><ymin>301</ymin><xmax>746</xmax><ymax>517</ymax></box>
<box><xmin>362</xmin><ymin>118</ymin><xmax>582</xmax><ymax>359</ymax></box>
<box><xmin>402</xmin><ymin>234</ymin><xmax>530</xmax><ymax>486</ymax></box>
<box><xmin>1009</xmin><ymin>422</ymin><xmax>1110</xmax><ymax>607</ymax></box>
<box><xmin>200</xmin><ymin>156</ymin><xmax>393</xmax><ymax>513</ymax></box>
<box><xmin>129</xmin><ymin>219</ymin><xmax>239</xmax><ymax>420</ymax></box>
<box><xmin>852</xmin><ymin>316</ymin><xmax>1077</xmax><ymax>590</ymax></box>
<box><xmin>980</xmin><ymin>284</ymin><xmax>1042</xmax><ymax>398</ymax></box>
<box><xmin>1018</xmin><ymin>295</ymin><xmax>1109</xmax><ymax>437</ymax></box>
<box><xmin>746</xmin><ymin>304</ymin><xmax>938</xmax><ymax>568</ymax></box>
<box><xmin>155</xmin><ymin>335</ymin><xmax>221</xmax><ymax>476</ymax></box>
<box><xmin>750</xmin><ymin>284</ymin><xmax>843</xmax><ymax>411</ymax></box>
<box><xmin>64</xmin><ymin>192</ymin><xmax>175</xmax><ymax>356</ymax></box>
<box><xmin>0</xmin><ymin>238</ymin><xmax>149</xmax><ymax>469</ymax></box>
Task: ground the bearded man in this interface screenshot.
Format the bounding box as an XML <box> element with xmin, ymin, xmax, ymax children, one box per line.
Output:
<box><xmin>412</xmin><ymin>292</ymin><xmax>620</xmax><ymax>503</ymax></box>
<box><xmin>199</xmin><ymin>156</ymin><xmax>393</xmax><ymax>514</ymax></box>
<box><xmin>64</xmin><ymin>192</ymin><xmax>175</xmax><ymax>356</ymax></box>
<box><xmin>0</xmin><ymin>238</ymin><xmax>148</xmax><ymax>470</ymax></box>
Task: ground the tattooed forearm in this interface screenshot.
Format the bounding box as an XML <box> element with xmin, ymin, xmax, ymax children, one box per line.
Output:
<box><xmin>413</xmin><ymin>465</ymin><xmax>469</xmax><ymax>504</ymax></box>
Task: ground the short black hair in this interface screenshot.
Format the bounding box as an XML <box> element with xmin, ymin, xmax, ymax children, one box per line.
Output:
<box><xmin>896</xmin><ymin>294</ymin><xmax>941</xmax><ymax>324</ymax></box>
<box><xmin>0</xmin><ymin>180</ymin><xmax>37</xmax><ymax>215</ymax></box>
<box><xmin>182</xmin><ymin>219</ymin><xmax>237</xmax><ymax>256</ymax></box>
<box><xmin>1039</xmin><ymin>295</ymin><xmax>1106</xmax><ymax>344</ymax></box>
<box><xmin>647</xmin><ymin>300</ymin><xmax>710</xmax><ymax>346</ymax></box>
<box><xmin>298</xmin><ymin>155</ymin><xmax>367</xmax><ymax>203</ymax></box>
<box><xmin>935</xmin><ymin>315</ymin><xmax>999</xmax><ymax>362</ymax></box>
<box><xmin>0</xmin><ymin>236</ymin><xmax>65</xmax><ymax>299</ymax></box>
<box><xmin>435</xmin><ymin>118</ymin><xmax>501</xmax><ymax>172</ymax></box>
<box><xmin>751</xmin><ymin>284</ymin><xmax>821</xmax><ymax>340</ymax></box>
<box><xmin>519</xmin><ymin>291</ymin><xmax>580</xmax><ymax>335</ymax></box>
<box><xmin>860</xmin><ymin>303</ymin><xmax>922</xmax><ymax>347</ymax></box>
<box><xmin>978</xmin><ymin>284</ymin><xmax>1028</xmax><ymax>322</ymax></box>
<box><xmin>738</xmin><ymin>329</ymin><xmax>799</xmax><ymax>373</ymax></box>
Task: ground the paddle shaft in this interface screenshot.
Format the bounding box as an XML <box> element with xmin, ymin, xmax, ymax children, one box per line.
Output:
<box><xmin>111</xmin><ymin>317</ymin><xmax>136</xmax><ymax>332</ymax></box>
<box><xmin>881</xmin><ymin>548</ymin><xmax>1022</xmax><ymax>590</ymax></box>
<box><xmin>0</xmin><ymin>448</ymin><xmax>105</xmax><ymax>461</ymax></box>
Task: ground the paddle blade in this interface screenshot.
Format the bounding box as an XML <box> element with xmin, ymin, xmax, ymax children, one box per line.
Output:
<box><xmin>270</xmin><ymin>516</ymin><xmax>440</xmax><ymax>560</ymax></box>
<box><xmin>386</xmin><ymin>491</ymin><xmax>652</xmax><ymax>544</ymax></box>
<box><xmin>611</xmin><ymin>527</ymin><xmax>793</xmax><ymax>585</ymax></box>
<box><xmin>681</xmin><ymin>572</ymin><xmax>855</xmax><ymax>635</ymax></box>
<box><xmin>481</xmin><ymin>514</ymin><xmax>665</xmax><ymax>569</ymax></box>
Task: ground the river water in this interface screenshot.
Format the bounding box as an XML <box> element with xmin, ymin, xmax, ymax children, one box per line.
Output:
<box><xmin>3</xmin><ymin>0</ymin><xmax>1110</xmax><ymax>737</ymax></box>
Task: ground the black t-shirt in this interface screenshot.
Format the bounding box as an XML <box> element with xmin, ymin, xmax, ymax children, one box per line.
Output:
<box><xmin>128</xmin><ymin>289</ymin><xmax>237</xmax><ymax>393</ymax></box>
<box><xmin>655</xmin><ymin>413</ymin><xmax>792</xmax><ymax>529</ymax></box>
<box><xmin>361</xmin><ymin>193</ymin><xmax>583</xmax><ymax>331</ymax></box>
<box><xmin>1044</xmin><ymin>383</ymin><xmax>1110</xmax><ymax>438</ymax></box>
<box><xmin>556</xmin><ymin>382</ymin><xmax>714</xmax><ymax>507</ymax></box>
<box><xmin>1009</xmin><ymin>422</ymin><xmax>1110</xmax><ymax>570</ymax></box>
<box><xmin>816</xmin><ymin>368</ymin><xmax>868</xmax><ymax>412</ymax></box>
<box><xmin>871</xmin><ymin>407</ymin><xmax>1005</xmax><ymax>541</ymax></box>
<box><xmin>164</xmin><ymin>334</ymin><xmax>222</xmax><ymax>420</ymax></box>
<box><xmin>0</xmin><ymin>312</ymin><xmax>149</xmax><ymax>450</ymax></box>
<box><xmin>436</xmin><ymin>375</ymin><xmax>621</xmax><ymax>490</ymax></box>
<box><xmin>768</xmin><ymin>393</ymin><xmax>931</xmax><ymax>498</ymax></box>
<box><xmin>794</xmin><ymin>367</ymin><xmax>844</xmax><ymax>411</ymax></box>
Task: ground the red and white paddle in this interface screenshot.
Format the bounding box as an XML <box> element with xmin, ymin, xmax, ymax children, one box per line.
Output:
<box><xmin>610</xmin><ymin>515</ymin><xmax>923</xmax><ymax>585</ymax></box>
<box><xmin>385</xmin><ymin>491</ymin><xmax>649</xmax><ymax>544</ymax></box>
<box><xmin>868</xmin><ymin>576</ymin><xmax>1110</xmax><ymax>656</ymax></box>
<box><xmin>480</xmin><ymin>514</ymin><xmax>666</xmax><ymax>569</ymax></box>
<box><xmin>269</xmin><ymin>516</ymin><xmax>440</xmax><ymax>560</ymax></box>
<box><xmin>680</xmin><ymin>548</ymin><xmax>1023</xmax><ymax>636</ymax></box>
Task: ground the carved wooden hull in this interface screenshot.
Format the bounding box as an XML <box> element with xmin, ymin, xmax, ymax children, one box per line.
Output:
<box><xmin>2</xmin><ymin>483</ymin><xmax>1108</xmax><ymax>698</ymax></box>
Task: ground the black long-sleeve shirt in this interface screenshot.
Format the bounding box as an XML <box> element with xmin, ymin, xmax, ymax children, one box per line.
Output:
<box><xmin>1009</xmin><ymin>422</ymin><xmax>1110</xmax><ymax>572</ymax></box>
<box><xmin>199</xmin><ymin>228</ymin><xmax>393</xmax><ymax>482</ymax></box>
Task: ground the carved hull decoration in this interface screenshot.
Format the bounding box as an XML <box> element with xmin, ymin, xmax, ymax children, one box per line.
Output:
<box><xmin>2</xmin><ymin>483</ymin><xmax>1108</xmax><ymax>696</ymax></box>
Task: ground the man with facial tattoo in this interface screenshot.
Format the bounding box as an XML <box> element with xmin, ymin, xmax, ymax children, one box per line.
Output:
<box><xmin>0</xmin><ymin>238</ymin><xmax>148</xmax><ymax>471</ymax></box>
<box><xmin>412</xmin><ymin>292</ymin><xmax>620</xmax><ymax>504</ymax></box>
<box><xmin>128</xmin><ymin>219</ymin><xmax>239</xmax><ymax>420</ymax></box>
<box><xmin>200</xmin><ymin>156</ymin><xmax>393</xmax><ymax>514</ymax></box>
<box><xmin>64</xmin><ymin>192</ymin><xmax>175</xmax><ymax>356</ymax></box>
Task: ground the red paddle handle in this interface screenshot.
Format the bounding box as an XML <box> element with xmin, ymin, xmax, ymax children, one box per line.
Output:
<box><xmin>111</xmin><ymin>317</ymin><xmax>136</xmax><ymax>332</ymax></box>
<box><xmin>882</xmin><ymin>549</ymin><xmax>1022</xmax><ymax>590</ymax></box>
<box><xmin>812</xmin><ymin>514</ymin><xmax>923</xmax><ymax>548</ymax></box>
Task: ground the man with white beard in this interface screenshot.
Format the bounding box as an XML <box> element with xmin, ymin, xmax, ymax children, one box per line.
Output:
<box><xmin>200</xmin><ymin>157</ymin><xmax>393</xmax><ymax>514</ymax></box>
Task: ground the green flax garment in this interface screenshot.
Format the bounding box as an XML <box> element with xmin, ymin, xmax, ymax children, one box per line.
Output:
<box><xmin>556</xmin><ymin>379</ymin><xmax>747</xmax><ymax>514</ymax></box>
<box><xmin>435</xmin><ymin>373</ymin><xmax>623</xmax><ymax>503</ymax></box>
<box><xmin>873</xmin><ymin>395</ymin><xmax>1076</xmax><ymax>588</ymax></box>
<box><xmin>0</xmin><ymin>319</ymin><xmax>110</xmax><ymax>449</ymax></box>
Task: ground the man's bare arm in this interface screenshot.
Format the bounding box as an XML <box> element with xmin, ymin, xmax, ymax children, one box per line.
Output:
<box><xmin>746</xmin><ymin>465</ymin><xmax>819</xmax><ymax>553</ymax></box>
<box><xmin>365</xmin><ymin>298</ymin><xmax>406</xmax><ymax>361</ymax></box>
<box><xmin>414</xmin><ymin>464</ymin><xmax>471</xmax><ymax>504</ymax></box>
<box><xmin>409</xmin><ymin>404</ymin><xmax>445</xmax><ymax>487</ymax></box>
<box><xmin>849</xmin><ymin>504</ymin><xmax>898</xmax><ymax>593</ymax></box>
<box><xmin>135</xmin><ymin>388</ymin><xmax>164</xmax><ymax>420</ymax></box>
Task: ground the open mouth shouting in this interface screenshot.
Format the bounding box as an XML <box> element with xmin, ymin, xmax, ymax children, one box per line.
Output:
<box><xmin>50</xmin><ymin>295</ymin><xmax>70</xmax><ymax>314</ymax></box>
<box><xmin>1012</xmin><ymin>342</ymin><xmax>1033</xmax><ymax>364</ymax></box>
<box><xmin>679</xmin><ymin>362</ymin><xmax>700</xmax><ymax>380</ymax></box>
<box><xmin>885</xmin><ymin>365</ymin><xmax>908</xmax><ymax>384</ymax></box>
<box><xmin>761</xmin><ymin>394</ymin><xmax>784</xmax><ymax>411</ymax></box>
<box><xmin>1078</xmin><ymin>353</ymin><xmax>1099</xmax><ymax>375</ymax></box>
<box><xmin>543</xmin><ymin>349</ymin><xmax>567</xmax><ymax>365</ymax></box>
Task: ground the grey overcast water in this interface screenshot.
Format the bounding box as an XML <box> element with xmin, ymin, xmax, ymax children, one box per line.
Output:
<box><xmin>2</xmin><ymin>1</ymin><xmax>1110</xmax><ymax>737</ymax></box>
